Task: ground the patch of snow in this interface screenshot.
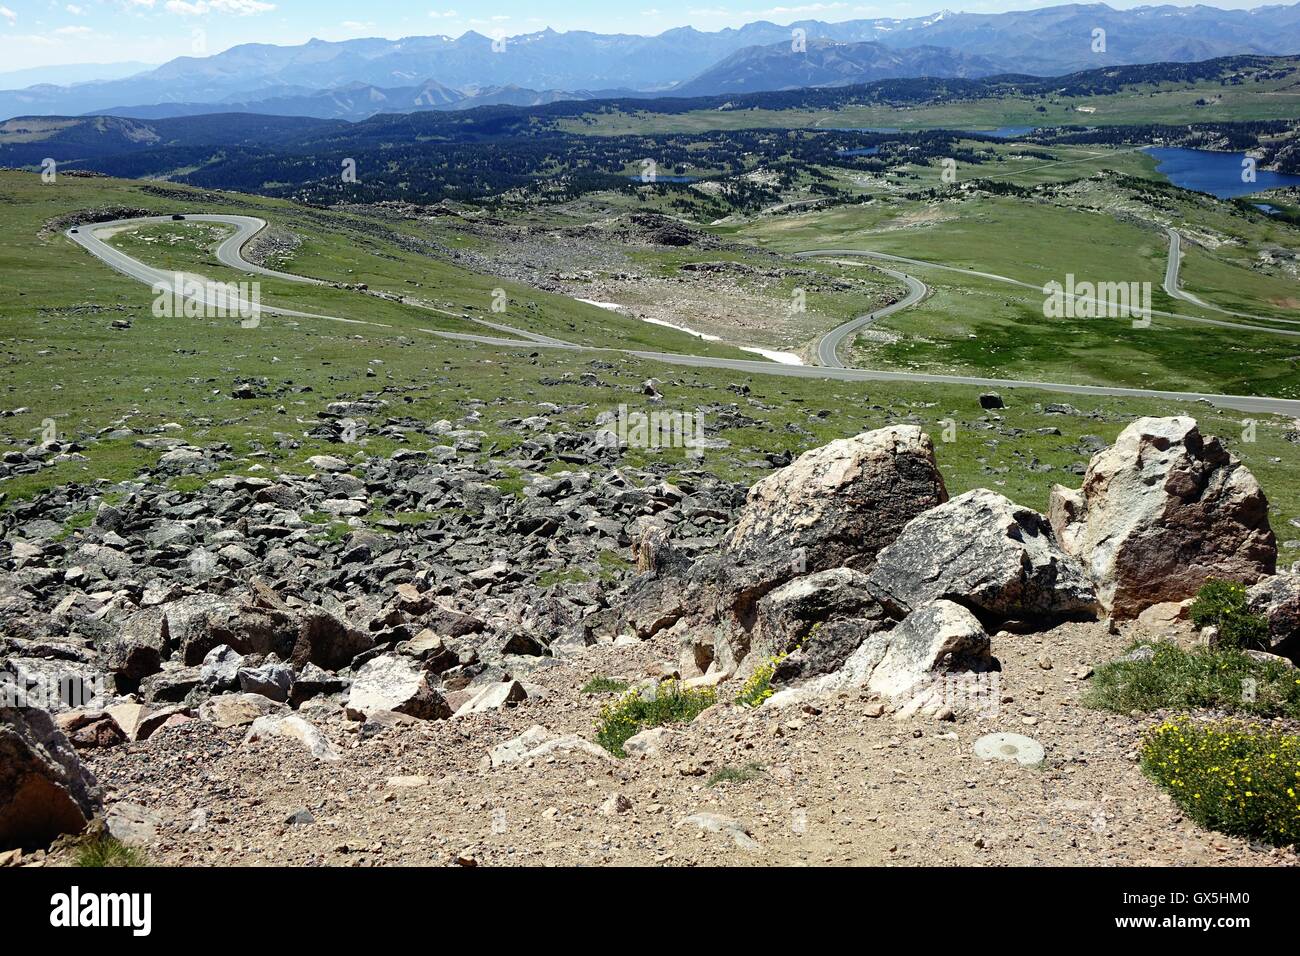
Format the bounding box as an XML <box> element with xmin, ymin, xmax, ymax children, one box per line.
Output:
<box><xmin>638</xmin><ymin>315</ymin><xmax>722</xmax><ymax>342</ymax></box>
<box><xmin>741</xmin><ymin>347</ymin><xmax>804</xmax><ymax>365</ymax></box>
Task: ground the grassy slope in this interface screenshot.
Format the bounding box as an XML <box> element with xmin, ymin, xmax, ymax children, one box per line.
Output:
<box><xmin>3</xmin><ymin>171</ymin><xmax>1300</xmax><ymax>569</ymax></box>
<box><xmin>730</xmin><ymin>161</ymin><xmax>1300</xmax><ymax>396</ymax></box>
<box><xmin>558</xmin><ymin>68</ymin><xmax>1300</xmax><ymax>136</ymax></box>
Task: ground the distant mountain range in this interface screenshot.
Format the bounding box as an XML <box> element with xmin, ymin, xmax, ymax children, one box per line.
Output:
<box><xmin>3</xmin><ymin>3</ymin><xmax>1300</xmax><ymax>121</ymax></box>
<box><xmin>672</xmin><ymin>40</ymin><xmax>1004</xmax><ymax>97</ymax></box>
<box><xmin>0</xmin><ymin>62</ymin><xmax>157</xmax><ymax>90</ymax></box>
<box><xmin>91</xmin><ymin>81</ymin><xmax>604</xmax><ymax>122</ymax></box>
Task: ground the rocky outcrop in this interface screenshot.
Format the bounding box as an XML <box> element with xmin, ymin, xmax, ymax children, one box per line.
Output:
<box><xmin>0</xmin><ymin>707</ymin><xmax>103</xmax><ymax>849</ymax></box>
<box><xmin>1050</xmin><ymin>417</ymin><xmax>1275</xmax><ymax>618</ymax></box>
<box><xmin>719</xmin><ymin>425</ymin><xmax>947</xmax><ymax>624</ymax></box>
<box><xmin>672</xmin><ymin>425</ymin><xmax>946</xmax><ymax>675</ymax></box>
<box><xmin>866</xmin><ymin>489</ymin><xmax>1097</xmax><ymax>627</ymax></box>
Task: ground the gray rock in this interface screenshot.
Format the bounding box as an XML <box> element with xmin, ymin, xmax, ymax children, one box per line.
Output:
<box><xmin>346</xmin><ymin>656</ymin><xmax>451</xmax><ymax>721</ymax></box>
<box><xmin>487</xmin><ymin>725</ymin><xmax>552</xmax><ymax>768</ymax></box>
<box><xmin>98</xmin><ymin>608</ymin><xmax>167</xmax><ymax>684</ymax></box>
<box><xmin>288</xmin><ymin>663</ymin><xmax>350</xmax><ymax>708</ymax></box>
<box><xmin>199</xmin><ymin>645</ymin><xmax>244</xmax><ymax>690</ymax></box>
<box><xmin>752</xmin><ymin>567</ymin><xmax>893</xmax><ymax>679</ymax></box>
<box><xmin>720</xmin><ymin>425</ymin><xmax>947</xmax><ymax>623</ymax></box>
<box><xmin>867</xmin><ymin>489</ymin><xmax>1097</xmax><ymax>626</ymax></box>
<box><xmin>245</xmin><ymin>714</ymin><xmax>339</xmax><ymax>762</ymax></box>
<box><xmin>974</xmin><ymin>732</ymin><xmax>1045</xmax><ymax>766</ymax></box>
<box><xmin>623</xmin><ymin>726</ymin><xmax>686</xmax><ymax>758</ymax></box>
<box><xmin>678</xmin><ymin>812</ymin><xmax>759</xmax><ymax>850</ymax></box>
<box><xmin>237</xmin><ymin>659</ymin><xmax>294</xmax><ymax>702</ymax></box>
<box><xmin>199</xmin><ymin>693</ymin><xmax>287</xmax><ymax>729</ymax></box>
<box><xmin>1246</xmin><ymin>571</ymin><xmax>1300</xmax><ymax>660</ymax></box>
<box><xmin>783</xmin><ymin>599</ymin><xmax>992</xmax><ymax>717</ymax></box>
<box><xmin>452</xmin><ymin>680</ymin><xmax>527</xmax><ymax>717</ymax></box>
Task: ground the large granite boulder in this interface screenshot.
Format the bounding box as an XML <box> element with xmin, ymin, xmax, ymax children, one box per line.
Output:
<box><xmin>719</xmin><ymin>425</ymin><xmax>947</xmax><ymax>623</ymax></box>
<box><xmin>1050</xmin><ymin>417</ymin><xmax>1275</xmax><ymax>618</ymax></box>
<box><xmin>867</xmin><ymin>488</ymin><xmax>1097</xmax><ymax>627</ymax></box>
<box><xmin>0</xmin><ymin>707</ymin><xmax>103</xmax><ymax>850</ymax></box>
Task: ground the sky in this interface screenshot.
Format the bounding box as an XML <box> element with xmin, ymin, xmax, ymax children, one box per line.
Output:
<box><xmin>0</xmin><ymin>0</ymin><xmax>1280</xmax><ymax>72</ymax></box>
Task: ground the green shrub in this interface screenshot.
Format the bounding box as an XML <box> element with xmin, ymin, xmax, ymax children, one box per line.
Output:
<box><xmin>594</xmin><ymin>679</ymin><xmax>716</xmax><ymax>757</ymax></box>
<box><xmin>74</xmin><ymin>836</ymin><xmax>148</xmax><ymax>868</ymax></box>
<box><xmin>1142</xmin><ymin>717</ymin><xmax>1300</xmax><ymax>847</ymax></box>
<box><xmin>707</xmin><ymin>762</ymin><xmax>765</xmax><ymax>787</ymax></box>
<box><xmin>580</xmin><ymin>676</ymin><xmax>629</xmax><ymax>695</ymax></box>
<box><xmin>1084</xmin><ymin>642</ymin><xmax>1300</xmax><ymax>719</ymax></box>
<box><xmin>735</xmin><ymin>653</ymin><xmax>785</xmax><ymax>708</ymax></box>
<box><xmin>1189</xmin><ymin>580</ymin><xmax>1270</xmax><ymax>650</ymax></box>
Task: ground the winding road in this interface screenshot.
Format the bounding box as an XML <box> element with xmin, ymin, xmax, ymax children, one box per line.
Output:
<box><xmin>1160</xmin><ymin>226</ymin><xmax>1298</xmax><ymax>325</ymax></box>
<box><xmin>793</xmin><ymin>254</ymin><xmax>928</xmax><ymax>369</ymax></box>
<box><xmin>64</xmin><ymin>214</ymin><xmax>1300</xmax><ymax>417</ymax></box>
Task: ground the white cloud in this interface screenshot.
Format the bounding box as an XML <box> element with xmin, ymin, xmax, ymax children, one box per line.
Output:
<box><xmin>0</xmin><ymin>5</ymin><xmax>16</xmax><ymax>26</ymax></box>
<box><xmin>165</xmin><ymin>0</ymin><xmax>275</xmax><ymax>15</ymax></box>
<box><xmin>66</xmin><ymin>3</ymin><xmax>87</xmax><ymax>14</ymax></box>
<box><xmin>54</xmin><ymin>25</ymin><xmax>94</xmax><ymax>34</ymax></box>
<box><xmin>428</xmin><ymin>9</ymin><xmax>460</xmax><ymax>17</ymax></box>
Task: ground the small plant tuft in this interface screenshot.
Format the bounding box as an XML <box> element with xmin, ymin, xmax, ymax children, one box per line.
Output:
<box><xmin>74</xmin><ymin>836</ymin><xmax>148</xmax><ymax>868</ymax></box>
<box><xmin>1189</xmin><ymin>579</ymin><xmax>1270</xmax><ymax>650</ymax></box>
<box><xmin>594</xmin><ymin>679</ymin><xmax>716</xmax><ymax>757</ymax></box>
<box><xmin>1142</xmin><ymin>717</ymin><xmax>1300</xmax><ymax>847</ymax></box>
<box><xmin>581</xmin><ymin>676</ymin><xmax>629</xmax><ymax>695</ymax></box>
<box><xmin>707</xmin><ymin>762</ymin><xmax>766</xmax><ymax>787</ymax></box>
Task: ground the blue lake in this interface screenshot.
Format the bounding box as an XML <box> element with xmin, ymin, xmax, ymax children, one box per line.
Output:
<box><xmin>628</xmin><ymin>175</ymin><xmax>695</xmax><ymax>183</ymax></box>
<box><xmin>827</xmin><ymin>126</ymin><xmax>1034</xmax><ymax>139</ymax></box>
<box><xmin>970</xmin><ymin>126</ymin><xmax>1037</xmax><ymax>139</ymax></box>
<box><xmin>1145</xmin><ymin>147</ymin><xmax>1300</xmax><ymax>198</ymax></box>
<box><xmin>836</xmin><ymin>146</ymin><xmax>880</xmax><ymax>156</ymax></box>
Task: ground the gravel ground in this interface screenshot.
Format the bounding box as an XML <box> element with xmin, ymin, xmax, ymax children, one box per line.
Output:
<box><xmin>72</xmin><ymin>619</ymin><xmax>1299</xmax><ymax>868</ymax></box>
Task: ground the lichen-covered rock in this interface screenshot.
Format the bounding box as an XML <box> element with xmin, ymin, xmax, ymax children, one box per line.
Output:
<box><xmin>1050</xmin><ymin>417</ymin><xmax>1275</xmax><ymax>618</ymax></box>
<box><xmin>345</xmin><ymin>656</ymin><xmax>450</xmax><ymax>721</ymax></box>
<box><xmin>97</xmin><ymin>607</ymin><xmax>168</xmax><ymax>686</ymax></box>
<box><xmin>0</xmin><ymin>706</ymin><xmax>103</xmax><ymax>850</ymax></box>
<box><xmin>720</xmin><ymin>425</ymin><xmax>947</xmax><ymax>622</ymax></box>
<box><xmin>751</xmin><ymin>568</ymin><xmax>893</xmax><ymax>680</ymax></box>
<box><xmin>867</xmin><ymin>489</ymin><xmax>1097</xmax><ymax>626</ymax></box>
<box><xmin>779</xmin><ymin>600</ymin><xmax>993</xmax><ymax>716</ymax></box>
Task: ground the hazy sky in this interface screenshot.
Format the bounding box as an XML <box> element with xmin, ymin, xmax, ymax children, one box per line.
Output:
<box><xmin>0</xmin><ymin>0</ymin><xmax>1280</xmax><ymax>71</ymax></box>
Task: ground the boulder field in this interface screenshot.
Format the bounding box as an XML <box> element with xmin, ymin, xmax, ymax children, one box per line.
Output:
<box><xmin>1</xmin><ymin>415</ymin><xmax>1296</xmax><ymax>857</ymax></box>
